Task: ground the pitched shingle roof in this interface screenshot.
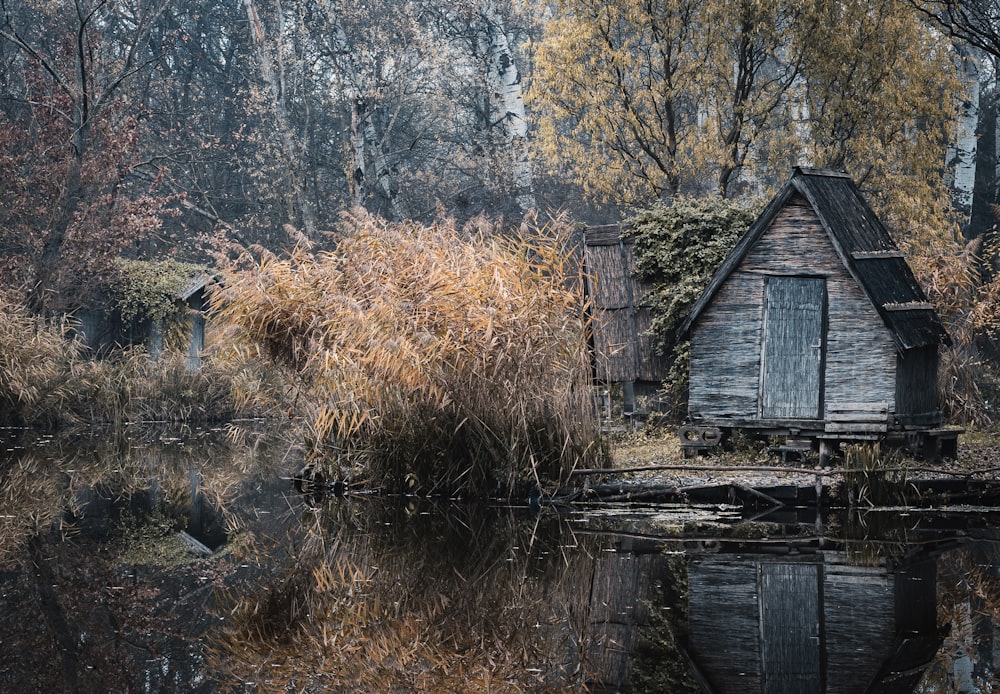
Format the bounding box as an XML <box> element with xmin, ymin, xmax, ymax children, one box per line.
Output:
<box><xmin>679</xmin><ymin>168</ymin><xmax>950</xmax><ymax>350</ymax></box>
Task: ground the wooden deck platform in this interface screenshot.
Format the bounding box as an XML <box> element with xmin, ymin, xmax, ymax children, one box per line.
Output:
<box><xmin>679</xmin><ymin>423</ymin><xmax>965</xmax><ymax>465</ymax></box>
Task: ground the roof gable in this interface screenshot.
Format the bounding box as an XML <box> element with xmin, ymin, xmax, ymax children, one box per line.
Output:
<box><xmin>679</xmin><ymin>168</ymin><xmax>950</xmax><ymax>350</ymax></box>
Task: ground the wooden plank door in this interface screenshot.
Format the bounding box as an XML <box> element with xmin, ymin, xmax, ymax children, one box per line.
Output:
<box><xmin>760</xmin><ymin>563</ymin><xmax>823</xmax><ymax>694</ymax></box>
<box><xmin>761</xmin><ymin>277</ymin><xmax>825</xmax><ymax>419</ymax></box>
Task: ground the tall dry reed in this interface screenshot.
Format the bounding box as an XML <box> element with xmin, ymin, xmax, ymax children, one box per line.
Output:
<box><xmin>208</xmin><ymin>503</ymin><xmax>596</xmax><ymax>692</ymax></box>
<box><xmin>0</xmin><ymin>297</ymin><xmax>82</xmax><ymax>427</ymax></box>
<box><xmin>0</xmin><ymin>293</ymin><xmax>281</xmax><ymax>427</ymax></box>
<box><xmin>913</xmin><ymin>232</ymin><xmax>1000</xmax><ymax>427</ymax></box>
<box><xmin>212</xmin><ymin>211</ymin><xmax>606</xmax><ymax>497</ymax></box>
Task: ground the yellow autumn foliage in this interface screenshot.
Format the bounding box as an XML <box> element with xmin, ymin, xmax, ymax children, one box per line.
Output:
<box><xmin>530</xmin><ymin>0</ymin><xmax>965</xmax><ymax>250</ymax></box>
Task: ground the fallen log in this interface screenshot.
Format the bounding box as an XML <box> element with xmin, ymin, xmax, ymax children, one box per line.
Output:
<box><xmin>569</xmin><ymin>463</ymin><xmax>986</xmax><ymax>478</ymax></box>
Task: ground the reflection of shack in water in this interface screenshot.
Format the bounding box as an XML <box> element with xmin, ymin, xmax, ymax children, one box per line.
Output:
<box><xmin>686</xmin><ymin>545</ymin><xmax>942</xmax><ymax>693</ymax></box>
<box><xmin>580</xmin><ymin>536</ymin><xmax>677</xmax><ymax>691</ymax></box>
<box><xmin>74</xmin><ymin>468</ymin><xmax>228</xmax><ymax>555</ymax></box>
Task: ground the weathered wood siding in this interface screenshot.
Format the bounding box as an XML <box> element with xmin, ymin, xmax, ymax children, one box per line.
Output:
<box><xmin>689</xmin><ymin>275</ymin><xmax>765</xmax><ymax>418</ymax></box>
<box><xmin>688</xmin><ymin>559</ymin><xmax>762</xmax><ymax>692</ymax></box>
<box><xmin>895</xmin><ymin>346</ymin><xmax>940</xmax><ymax>420</ymax></box>
<box><xmin>584</xmin><ymin>550</ymin><xmax>670</xmax><ymax>689</ymax></box>
<box><xmin>584</xmin><ymin>228</ymin><xmax>669</xmax><ymax>383</ymax></box>
<box><xmin>689</xmin><ymin>196</ymin><xmax>897</xmax><ymax>423</ymax></box>
<box><xmin>586</xmin><ymin>233</ymin><xmax>634</xmax><ymax>311</ymax></box>
<box><xmin>760</xmin><ymin>562</ymin><xmax>822</xmax><ymax>693</ymax></box>
<box><xmin>590</xmin><ymin>306</ymin><xmax>664</xmax><ymax>383</ymax></box>
<box><xmin>688</xmin><ymin>554</ymin><xmax>933</xmax><ymax>694</ymax></box>
<box><xmin>823</xmin><ymin>563</ymin><xmax>895</xmax><ymax>694</ymax></box>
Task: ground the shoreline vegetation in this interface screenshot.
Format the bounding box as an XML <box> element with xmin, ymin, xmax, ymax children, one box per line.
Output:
<box><xmin>1</xmin><ymin>208</ymin><xmax>998</xmax><ymax>501</ymax></box>
<box><xmin>0</xmin><ymin>213</ymin><xmax>607</xmax><ymax>499</ymax></box>
<box><xmin>0</xmin><ymin>295</ymin><xmax>286</xmax><ymax>430</ymax></box>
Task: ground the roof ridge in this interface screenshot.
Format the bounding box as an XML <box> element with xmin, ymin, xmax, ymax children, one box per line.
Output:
<box><xmin>794</xmin><ymin>166</ymin><xmax>852</xmax><ymax>178</ymax></box>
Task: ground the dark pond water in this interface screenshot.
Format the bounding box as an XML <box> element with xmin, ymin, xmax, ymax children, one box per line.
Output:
<box><xmin>0</xmin><ymin>426</ymin><xmax>998</xmax><ymax>693</ymax></box>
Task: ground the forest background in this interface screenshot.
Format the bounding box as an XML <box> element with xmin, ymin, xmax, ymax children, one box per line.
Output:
<box><xmin>4</xmin><ymin>0</ymin><xmax>1000</xmax><ymax>454</ymax></box>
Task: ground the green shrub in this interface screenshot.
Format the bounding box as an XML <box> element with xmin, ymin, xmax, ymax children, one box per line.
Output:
<box><xmin>109</xmin><ymin>258</ymin><xmax>207</xmax><ymax>326</ymax></box>
<box><xmin>106</xmin><ymin>258</ymin><xmax>208</xmax><ymax>352</ymax></box>
<box><xmin>630</xmin><ymin>196</ymin><xmax>761</xmax><ymax>411</ymax></box>
<box><xmin>632</xmin><ymin>196</ymin><xmax>761</xmax><ymax>349</ymax></box>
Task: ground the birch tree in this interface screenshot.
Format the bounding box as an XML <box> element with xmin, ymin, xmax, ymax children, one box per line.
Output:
<box><xmin>946</xmin><ymin>45</ymin><xmax>982</xmax><ymax>237</ymax></box>
<box><xmin>313</xmin><ymin>0</ymin><xmax>414</xmax><ymax>220</ymax></box>
<box><xmin>475</xmin><ymin>1</ymin><xmax>535</xmax><ymax>212</ymax></box>
<box><xmin>398</xmin><ymin>0</ymin><xmax>537</xmax><ymax>218</ymax></box>
<box><xmin>242</xmin><ymin>0</ymin><xmax>320</xmax><ymax>238</ymax></box>
<box><xmin>909</xmin><ymin>0</ymin><xmax>1000</xmax><ymax>241</ymax></box>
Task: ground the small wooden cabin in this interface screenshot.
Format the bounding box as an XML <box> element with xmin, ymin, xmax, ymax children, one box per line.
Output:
<box><xmin>678</xmin><ymin>168</ymin><xmax>953</xmax><ymax>459</ymax></box>
<box><xmin>75</xmin><ymin>274</ymin><xmax>210</xmax><ymax>368</ymax></box>
<box><xmin>582</xmin><ymin>225</ymin><xmax>669</xmax><ymax>416</ymax></box>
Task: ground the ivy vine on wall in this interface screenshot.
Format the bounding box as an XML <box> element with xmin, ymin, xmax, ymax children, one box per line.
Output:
<box><xmin>108</xmin><ymin>259</ymin><xmax>208</xmax><ymax>348</ymax></box>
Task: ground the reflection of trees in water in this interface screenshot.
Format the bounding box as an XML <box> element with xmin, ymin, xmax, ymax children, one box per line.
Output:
<box><xmin>0</xmin><ymin>425</ymin><xmax>295</xmax><ymax>693</ymax></box>
<box><xmin>925</xmin><ymin>542</ymin><xmax>1000</xmax><ymax>692</ymax></box>
<box><xmin>834</xmin><ymin>509</ymin><xmax>916</xmax><ymax>567</ymax></box>
<box><xmin>10</xmin><ymin>429</ymin><xmax>1000</xmax><ymax>693</ymax></box>
<box><xmin>629</xmin><ymin>553</ymin><xmax>696</xmax><ymax>693</ymax></box>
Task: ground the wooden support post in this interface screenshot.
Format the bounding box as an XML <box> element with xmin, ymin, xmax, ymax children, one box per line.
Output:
<box><xmin>622</xmin><ymin>380</ymin><xmax>635</xmax><ymax>415</ymax></box>
<box><xmin>623</xmin><ymin>380</ymin><xmax>636</xmax><ymax>430</ymax></box>
<box><xmin>818</xmin><ymin>439</ymin><xmax>836</xmax><ymax>467</ymax></box>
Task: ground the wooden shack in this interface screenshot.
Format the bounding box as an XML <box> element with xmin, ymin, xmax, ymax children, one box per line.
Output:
<box><xmin>678</xmin><ymin>168</ymin><xmax>955</xmax><ymax>459</ymax></box>
<box><xmin>582</xmin><ymin>225</ymin><xmax>670</xmax><ymax>416</ymax></box>
<box><xmin>75</xmin><ymin>273</ymin><xmax>210</xmax><ymax>367</ymax></box>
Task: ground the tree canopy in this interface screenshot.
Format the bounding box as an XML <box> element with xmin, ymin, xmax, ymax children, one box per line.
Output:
<box><xmin>0</xmin><ymin>0</ymin><xmax>991</xmax><ymax>317</ymax></box>
<box><xmin>530</xmin><ymin>0</ymin><xmax>965</xmax><ymax>250</ymax></box>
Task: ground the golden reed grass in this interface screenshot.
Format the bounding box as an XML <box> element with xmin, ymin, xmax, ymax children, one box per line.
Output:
<box><xmin>212</xmin><ymin>210</ymin><xmax>607</xmax><ymax>497</ymax></box>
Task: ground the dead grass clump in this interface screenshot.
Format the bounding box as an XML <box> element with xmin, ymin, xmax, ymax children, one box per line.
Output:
<box><xmin>0</xmin><ymin>297</ymin><xmax>82</xmax><ymax>427</ymax></box>
<box><xmin>840</xmin><ymin>444</ymin><xmax>913</xmax><ymax>509</ymax></box>
<box><xmin>59</xmin><ymin>347</ymin><xmax>280</xmax><ymax>426</ymax></box>
<box><xmin>0</xmin><ymin>290</ymin><xmax>286</xmax><ymax>428</ymax></box>
<box><xmin>916</xmin><ymin>232</ymin><xmax>1000</xmax><ymax>428</ymax></box>
<box><xmin>212</xmin><ymin>211</ymin><xmax>606</xmax><ymax>497</ymax></box>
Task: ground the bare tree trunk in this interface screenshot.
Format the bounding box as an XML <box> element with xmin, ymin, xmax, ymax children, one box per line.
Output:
<box><xmin>326</xmin><ymin>3</ymin><xmax>408</xmax><ymax>220</ymax></box>
<box><xmin>948</xmin><ymin>45</ymin><xmax>980</xmax><ymax>239</ymax></box>
<box><xmin>31</xmin><ymin>130</ymin><xmax>86</xmax><ymax>312</ymax></box>
<box><xmin>477</xmin><ymin>1</ymin><xmax>535</xmax><ymax>212</ymax></box>
<box><xmin>360</xmin><ymin>98</ymin><xmax>408</xmax><ymax>220</ymax></box>
<box><xmin>350</xmin><ymin>96</ymin><xmax>366</xmax><ymax>209</ymax></box>
<box><xmin>243</xmin><ymin>0</ymin><xmax>318</xmax><ymax>238</ymax></box>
